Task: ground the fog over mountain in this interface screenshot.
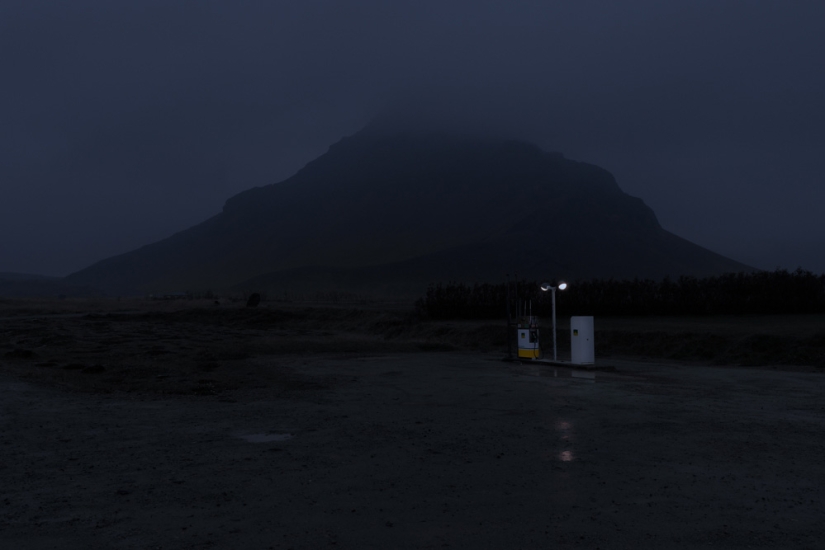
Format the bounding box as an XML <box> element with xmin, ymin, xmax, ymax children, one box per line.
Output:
<box><xmin>2</xmin><ymin>1</ymin><xmax>824</xmax><ymax>276</ymax></box>
<box><xmin>65</xmin><ymin>127</ymin><xmax>750</xmax><ymax>296</ymax></box>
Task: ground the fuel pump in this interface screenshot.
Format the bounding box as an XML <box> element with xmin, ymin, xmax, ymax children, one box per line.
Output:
<box><xmin>517</xmin><ymin>316</ymin><xmax>540</xmax><ymax>359</ymax></box>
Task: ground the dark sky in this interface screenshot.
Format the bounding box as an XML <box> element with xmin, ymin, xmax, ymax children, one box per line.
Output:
<box><xmin>2</xmin><ymin>0</ymin><xmax>824</xmax><ymax>276</ymax></box>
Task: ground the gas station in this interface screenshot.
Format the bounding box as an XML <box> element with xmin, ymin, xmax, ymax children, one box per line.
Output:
<box><xmin>508</xmin><ymin>280</ymin><xmax>595</xmax><ymax>366</ymax></box>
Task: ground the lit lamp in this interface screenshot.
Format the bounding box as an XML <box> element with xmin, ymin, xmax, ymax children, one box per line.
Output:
<box><xmin>540</xmin><ymin>282</ymin><xmax>568</xmax><ymax>362</ymax></box>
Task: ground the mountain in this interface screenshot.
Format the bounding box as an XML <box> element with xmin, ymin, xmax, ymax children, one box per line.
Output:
<box><xmin>0</xmin><ymin>272</ymin><xmax>59</xmax><ymax>282</ymax></box>
<box><xmin>0</xmin><ymin>272</ymin><xmax>99</xmax><ymax>298</ymax></box>
<box><xmin>66</xmin><ymin>129</ymin><xmax>751</xmax><ymax>296</ymax></box>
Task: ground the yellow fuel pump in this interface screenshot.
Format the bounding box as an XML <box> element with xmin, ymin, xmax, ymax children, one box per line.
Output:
<box><xmin>517</xmin><ymin>315</ymin><xmax>541</xmax><ymax>359</ymax></box>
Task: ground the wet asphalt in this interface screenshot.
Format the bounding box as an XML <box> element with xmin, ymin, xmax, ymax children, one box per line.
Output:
<box><xmin>1</xmin><ymin>353</ymin><xmax>824</xmax><ymax>549</ymax></box>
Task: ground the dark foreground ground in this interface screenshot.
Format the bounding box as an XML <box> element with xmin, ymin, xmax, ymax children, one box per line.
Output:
<box><xmin>1</xmin><ymin>299</ymin><xmax>824</xmax><ymax>548</ymax></box>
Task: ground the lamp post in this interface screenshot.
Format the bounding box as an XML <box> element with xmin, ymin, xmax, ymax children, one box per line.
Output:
<box><xmin>540</xmin><ymin>281</ymin><xmax>568</xmax><ymax>362</ymax></box>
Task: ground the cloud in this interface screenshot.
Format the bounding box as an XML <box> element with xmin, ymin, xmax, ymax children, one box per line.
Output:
<box><xmin>1</xmin><ymin>0</ymin><xmax>824</xmax><ymax>274</ymax></box>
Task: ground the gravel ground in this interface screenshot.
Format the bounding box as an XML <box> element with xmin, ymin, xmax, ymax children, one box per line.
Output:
<box><xmin>2</xmin><ymin>350</ymin><xmax>824</xmax><ymax>549</ymax></box>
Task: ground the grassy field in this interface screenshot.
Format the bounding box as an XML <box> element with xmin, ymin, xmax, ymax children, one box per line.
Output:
<box><xmin>1</xmin><ymin>297</ymin><xmax>823</xmax><ymax>398</ymax></box>
<box><xmin>590</xmin><ymin>315</ymin><xmax>825</xmax><ymax>368</ymax></box>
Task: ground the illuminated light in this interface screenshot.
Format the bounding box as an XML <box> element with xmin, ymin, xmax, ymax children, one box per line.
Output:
<box><xmin>540</xmin><ymin>282</ymin><xmax>569</xmax><ymax>291</ymax></box>
<box><xmin>538</xmin><ymin>280</ymin><xmax>568</xmax><ymax>360</ymax></box>
<box><xmin>559</xmin><ymin>450</ymin><xmax>574</xmax><ymax>462</ymax></box>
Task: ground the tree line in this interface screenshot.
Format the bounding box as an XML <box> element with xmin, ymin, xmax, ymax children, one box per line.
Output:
<box><xmin>414</xmin><ymin>269</ymin><xmax>825</xmax><ymax>319</ymax></box>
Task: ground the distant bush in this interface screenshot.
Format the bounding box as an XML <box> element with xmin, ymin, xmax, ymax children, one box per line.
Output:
<box><xmin>415</xmin><ymin>269</ymin><xmax>825</xmax><ymax>319</ymax></box>
<box><xmin>413</xmin><ymin>282</ymin><xmax>507</xmax><ymax>320</ymax></box>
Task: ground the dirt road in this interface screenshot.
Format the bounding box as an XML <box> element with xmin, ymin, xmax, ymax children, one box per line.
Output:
<box><xmin>2</xmin><ymin>351</ymin><xmax>823</xmax><ymax>549</ymax></box>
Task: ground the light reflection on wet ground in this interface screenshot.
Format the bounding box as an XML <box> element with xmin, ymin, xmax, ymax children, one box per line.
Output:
<box><xmin>555</xmin><ymin>420</ymin><xmax>575</xmax><ymax>462</ymax></box>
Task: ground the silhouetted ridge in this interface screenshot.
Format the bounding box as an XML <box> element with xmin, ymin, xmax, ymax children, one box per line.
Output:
<box><xmin>66</xmin><ymin>128</ymin><xmax>749</xmax><ymax>295</ymax></box>
<box><xmin>224</xmin><ymin>133</ymin><xmax>622</xmax><ymax>215</ymax></box>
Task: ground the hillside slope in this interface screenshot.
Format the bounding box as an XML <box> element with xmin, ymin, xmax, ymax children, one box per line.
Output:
<box><xmin>66</xmin><ymin>130</ymin><xmax>750</xmax><ymax>295</ymax></box>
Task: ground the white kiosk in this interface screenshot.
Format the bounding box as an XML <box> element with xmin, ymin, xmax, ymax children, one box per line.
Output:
<box><xmin>570</xmin><ymin>316</ymin><xmax>595</xmax><ymax>365</ymax></box>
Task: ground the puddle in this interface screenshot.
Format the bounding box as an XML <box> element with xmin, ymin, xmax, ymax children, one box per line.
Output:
<box><xmin>237</xmin><ymin>433</ymin><xmax>293</xmax><ymax>443</ymax></box>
